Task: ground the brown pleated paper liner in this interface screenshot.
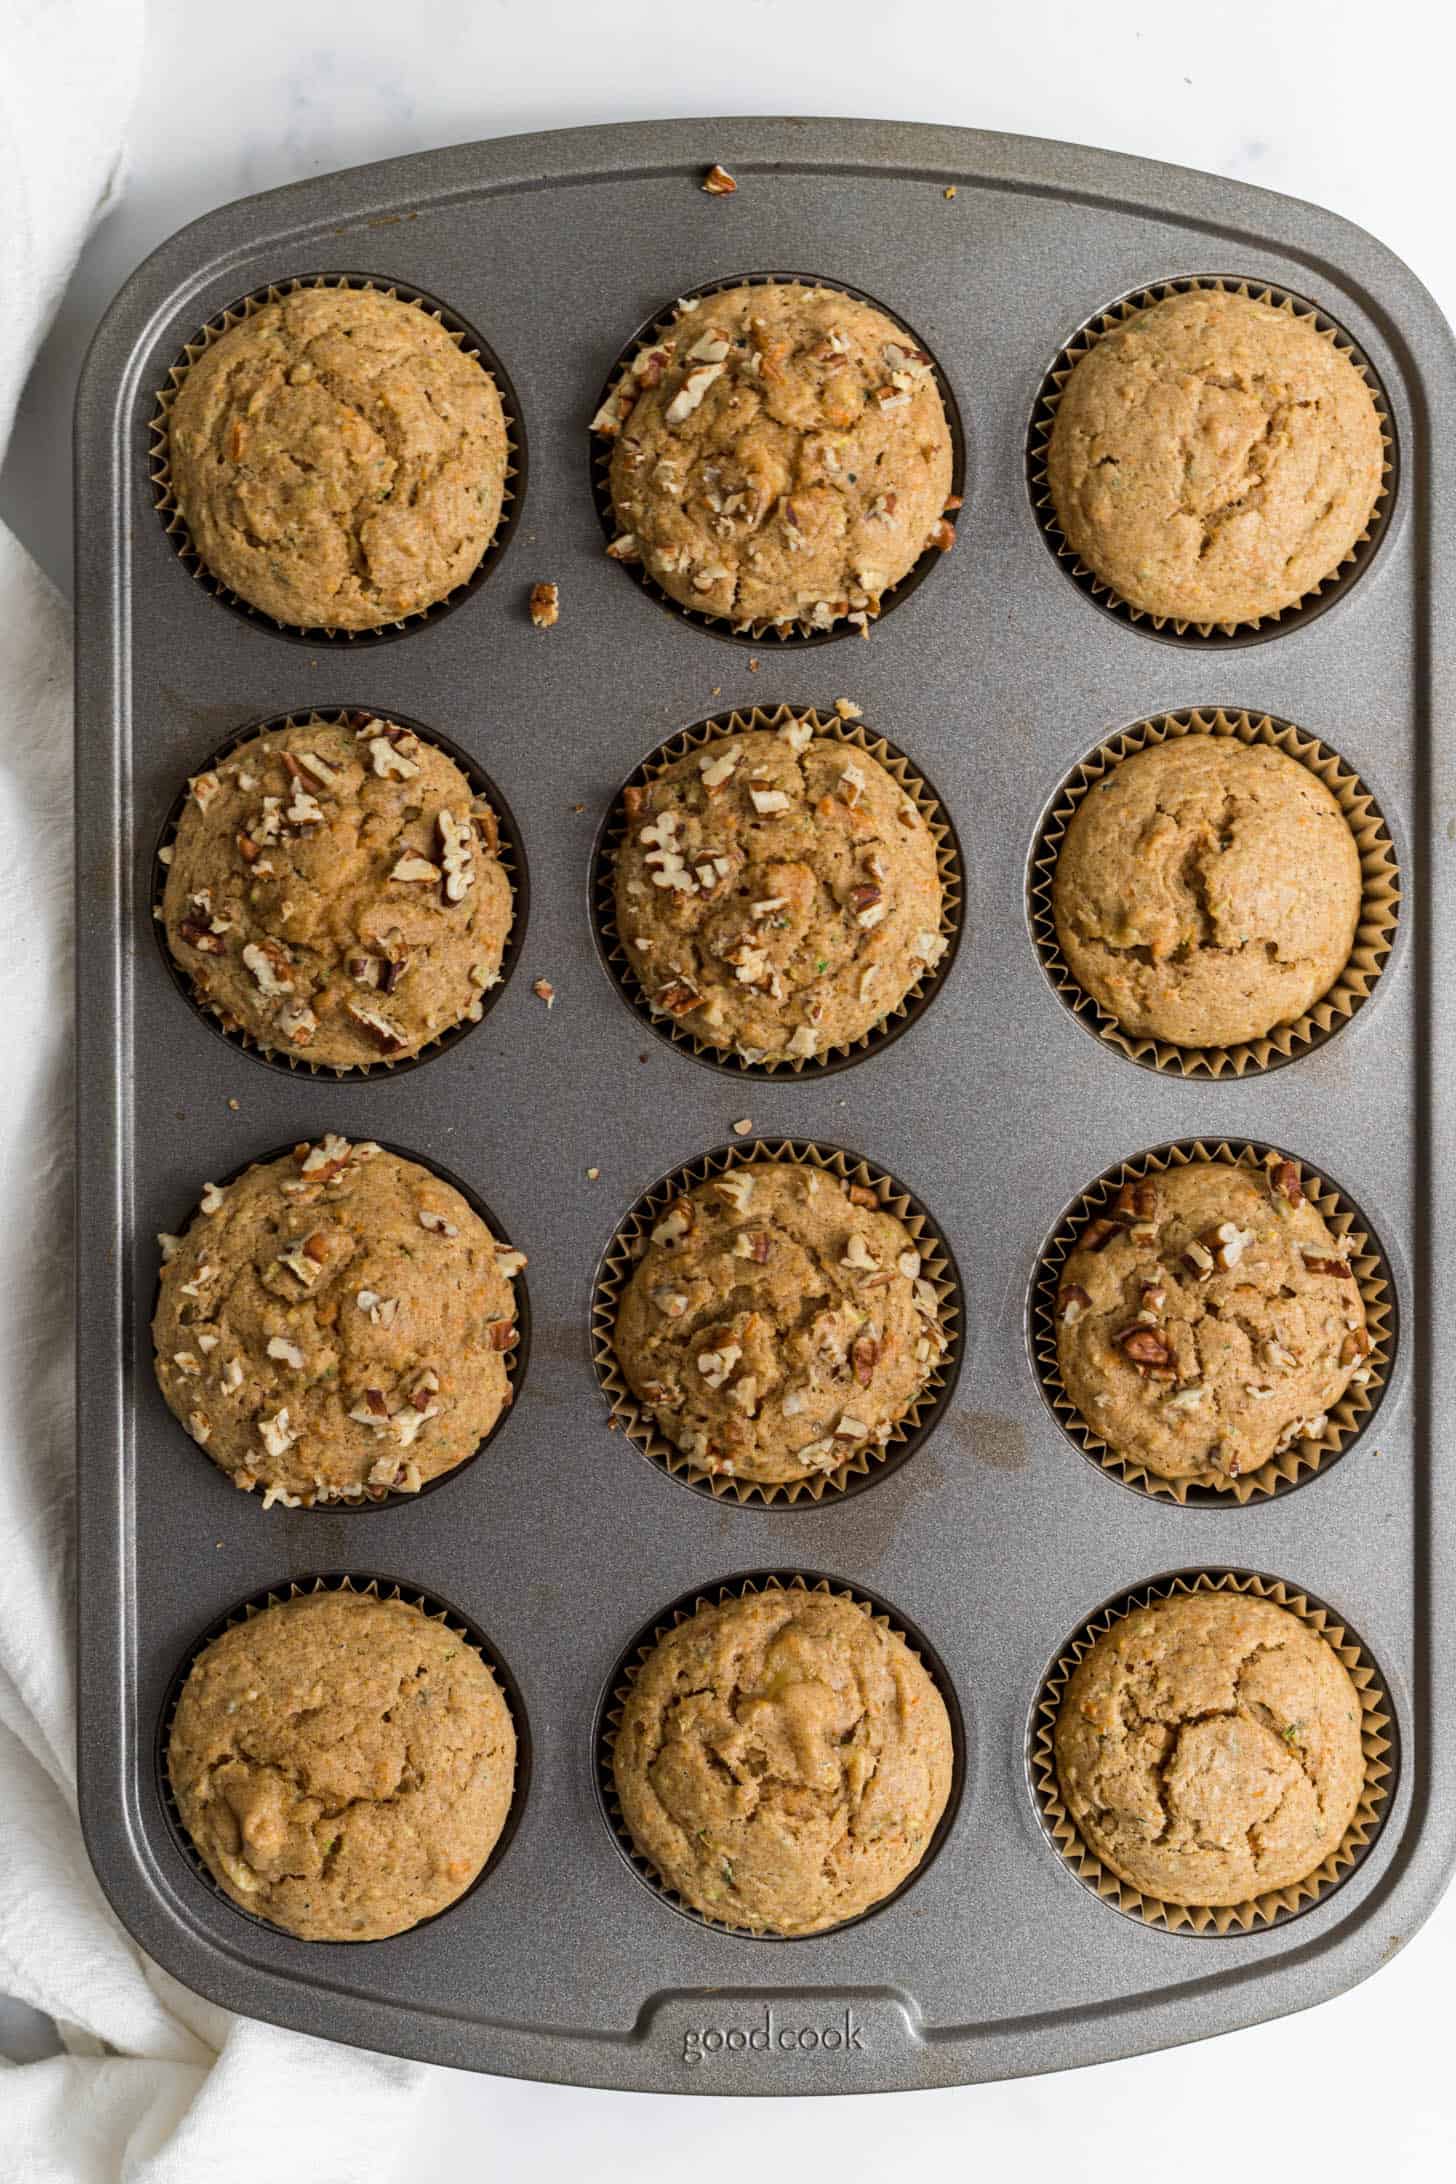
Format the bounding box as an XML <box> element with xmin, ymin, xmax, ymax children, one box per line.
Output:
<box><xmin>152</xmin><ymin>708</ymin><xmax>525</xmax><ymax>1080</ymax></box>
<box><xmin>591</xmin><ymin>1138</ymin><xmax>962</xmax><ymax>1506</ymax></box>
<box><xmin>589</xmin><ymin>270</ymin><xmax>964</xmax><ymax>644</ymax></box>
<box><xmin>595</xmin><ymin>702</ymin><xmax>962</xmax><ymax>1076</ymax></box>
<box><xmin>597</xmin><ymin>1570</ymin><xmax>963</xmax><ymax>1937</ymax></box>
<box><xmin>1029</xmin><ymin>707</ymin><xmax>1399</xmax><ymax>1078</ymax></box>
<box><xmin>150</xmin><ymin>274</ymin><xmax>524</xmax><ymax>641</ymax></box>
<box><xmin>1027</xmin><ymin>276</ymin><xmax>1397</xmax><ymax>642</ymax></box>
<box><xmin>158</xmin><ymin>1573</ymin><xmax>525</xmax><ymax>1938</ymax></box>
<box><xmin>1029</xmin><ymin>1568</ymin><xmax>1395</xmax><ymax>1935</ymax></box>
<box><xmin>1029</xmin><ymin>1138</ymin><xmax>1395</xmax><ymax>1505</ymax></box>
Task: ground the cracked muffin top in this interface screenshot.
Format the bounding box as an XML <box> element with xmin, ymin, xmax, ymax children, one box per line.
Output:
<box><xmin>594</xmin><ymin>282</ymin><xmax>956</xmax><ymax>631</ymax></box>
<box><xmin>1054</xmin><ymin>1589</ymin><xmax>1366</xmax><ymax>1907</ymax></box>
<box><xmin>167</xmin><ymin>286</ymin><xmax>508</xmax><ymax>630</ymax></box>
<box><xmin>613</xmin><ymin>718</ymin><xmax>946</xmax><ymax>1063</ymax></box>
<box><xmin>612</xmin><ymin>1587</ymin><xmax>953</xmax><ymax>1933</ymax></box>
<box><xmin>1055</xmin><ymin>1159</ymin><xmax>1370</xmax><ymax>1488</ymax></box>
<box><xmin>1046</xmin><ymin>289</ymin><xmax>1384</xmax><ymax>626</ymax></box>
<box><xmin>162</xmin><ymin>714</ymin><xmax>513</xmax><ymax>1070</ymax></box>
<box><xmin>153</xmin><ymin>1135</ymin><xmax>524</xmax><ymax>1507</ymax></box>
<box><xmin>168</xmin><ymin>1590</ymin><xmax>516</xmax><ymax>1940</ymax></box>
<box><xmin>613</xmin><ymin>1161</ymin><xmax>948</xmax><ymax>1490</ymax></box>
<box><xmin>1052</xmin><ymin>736</ymin><xmax>1362</xmax><ymax>1049</ymax></box>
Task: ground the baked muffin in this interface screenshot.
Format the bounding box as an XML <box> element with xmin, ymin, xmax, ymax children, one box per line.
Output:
<box><xmin>1055</xmin><ymin>1159</ymin><xmax>1370</xmax><ymax>1487</ymax></box>
<box><xmin>1053</xmin><ymin>736</ymin><xmax>1362</xmax><ymax>1048</ymax></box>
<box><xmin>154</xmin><ymin>1135</ymin><xmax>524</xmax><ymax>1505</ymax></box>
<box><xmin>1047</xmin><ymin>289</ymin><xmax>1385</xmax><ymax>626</ymax></box>
<box><xmin>613</xmin><ymin>1587</ymin><xmax>953</xmax><ymax>1933</ymax></box>
<box><xmin>614</xmin><ymin>1160</ymin><xmax>947</xmax><ymax>1489</ymax></box>
<box><xmin>168</xmin><ymin>1590</ymin><xmax>516</xmax><ymax>1939</ymax></box>
<box><xmin>167</xmin><ymin>285</ymin><xmax>508</xmax><ymax>629</ymax></box>
<box><xmin>594</xmin><ymin>283</ymin><xmax>955</xmax><ymax>631</ymax></box>
<box><xmin>615</xmin><ymin>718</ymin><xmax>946</xmax><ymax>1063</ymax></box>
<box><xmin>163</xmin><ymin>714</ymin><xmax>513</xmax><ymax>1069</ymax></box>
<box><xmin>1054</xmin><ymin>1589</ymin><xmax>1366</xmax><ymax>1907</ymax></box>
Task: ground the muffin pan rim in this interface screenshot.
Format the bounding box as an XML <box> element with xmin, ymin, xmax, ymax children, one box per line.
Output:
<box><xmin>76</xmin><ymin>115</ymin><xmax>1454</xmax><ymax>2094</ymax></box>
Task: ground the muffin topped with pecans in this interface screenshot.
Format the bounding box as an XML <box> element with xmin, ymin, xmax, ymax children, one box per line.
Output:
<box><xmin>613</xmin><ymin>1160</ymin><xmax>947</xmax><ymax>1490</ymax></box>
<box><xmin>166</xmin><ymin>284</ymin><xmax>509</xmax><ymax>630</ymax></box>
<box><xmin>614</xmin><ymin>717</ymin><xmax>946</xmax><ymax>1064</ymax></box>
<box><xmin>1052</xmin><ymin>735</ymin><xmax>1362</xmax><ymax>1050</ymax></box>
<box><xmin>168</xmin><ymin>1589</ymin><xmax>517</xmax><ymax>1940</ymax></box>
<box><xmin>594</xmin><ymin>282</ymin><xmax>956</xmax><ymax>632</ymax></box>
<box><xmin>1054</xmin><ymin>1158</ymin><xmax>1370</xmax><ymax>1488</ymax></box>
<box><xmin>612</xmin><ymin>1586</ymin><xmax>954</xmax><ymax>1933</ymax></box>
<box><xmin>1046</xmin><ymin>288</ymin><xmax>1385</xmax><ymax>627</ymax></box>
<box><xmin>153</xmin><ymin>1135</ymin><xmax>524</xmax><ymax>1506</ymax></box>
<box><xmin>162</xmin><ymin>714</ymin><xmax>513</xmax><ymax>1070</ymax></box>
<box><xmin>1054</xmin><ymin>1589</ymin><xmax>1366</xmax><ymax>1907</ymax></box>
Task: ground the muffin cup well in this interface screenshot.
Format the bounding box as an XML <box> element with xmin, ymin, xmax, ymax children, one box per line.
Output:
<box><xmin>150</xmin><ymin>274</ymin><xmax>526</xmax><ymax>643</ymax></box>
<box><xmin>595</xmin><ymin>1569</ymin><xmax>965</xmax><ymax>1939</ymax></box>
<box><xmin>593</xmin><ymin>703</ymin><xmax>963</xmax><ymax>1076</ymax></box>
<box><xmin>1028</xmin><ymin>708</ymin><xmax>1400</xmax><ymax>1078</ymax></box>
<box><xmin>157</xmin><ymin>1573</ymin><xmax>528</xmax><ymax>1940</ymax></box>
<box><xmin>153</xmin><ymin>1136</ymin><xmax>530</xmax><ymax>1510</ymax></box>
<box><xmin>1027</xmin><ymin>276</ymin><xmax>1397</xmax><ymax>645</ymax></box>
<box><xmin>153</xmin><ymin>707</ymin><xmax>527</xmax><ymax>1080</ymax></box>
<box><xmin>591</xmin><ymin>1138</ymin><xmax>962</xmax><ymax>1507</ymax></box>
<box><xmin>1028</xmin><ymin>1568</ymin><xmax>1395</xmax><ymax>1935</ymax></box>
<box><xmin>589</xmin><ymin>271</ymin><xmax>965</xmax><ymax>646</ymax></box>
<box><xmin>1028</xmin><ymin>1138</ymin><xmax>1395</xmax><ymax>1505</ymax></box>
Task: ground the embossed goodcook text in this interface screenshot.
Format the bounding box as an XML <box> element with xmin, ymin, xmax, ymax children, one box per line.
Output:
<box><xmin>680</xmin><ymin>2007</ymin><xmax>866</xmax><ymax>2066</ymax></box>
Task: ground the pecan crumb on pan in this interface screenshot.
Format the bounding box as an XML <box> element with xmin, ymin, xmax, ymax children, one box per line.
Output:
<box><xmin>701</xmin><ymin>163</ymin><xmax>738</xmax><ymax>195</ymax></box>
<box><xmin>528</xmin><ymin>581</ymin><xmax>559</xmax><ymax>628</ymax></box>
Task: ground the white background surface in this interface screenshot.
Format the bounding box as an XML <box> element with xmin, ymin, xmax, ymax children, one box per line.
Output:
<box><xmin>4</xmin><ymin>0</ymin><xmax>1453</xmax><ymax>2174</ymax></box>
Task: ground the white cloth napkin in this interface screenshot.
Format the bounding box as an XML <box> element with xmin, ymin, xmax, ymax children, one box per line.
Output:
<box><xmin>0</xmin><ymin>7</ymin><xmax>425</xmax><ymax>2176</ymax></box>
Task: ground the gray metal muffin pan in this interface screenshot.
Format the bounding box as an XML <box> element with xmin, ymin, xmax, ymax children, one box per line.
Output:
<box><xmin>74</xmin><ymin>117</ymin><xmax>1456</xmax><ymax>2093</ymax></box>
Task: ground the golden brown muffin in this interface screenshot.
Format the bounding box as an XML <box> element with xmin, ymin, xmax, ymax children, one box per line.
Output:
<box><xmin>594</xmin><ymin>283</ymin><xmax>955</xmax><ymax>631</ymax></box>
<box><xmin>1047</xmin><ymin>289</ymin><xmax>1384</xmax><ymax>626</ymax></box>
<box><xmin>614</xmin><ymin>1161</ymin><xmax>947</xmax><ymax>1489</ymax></box>
<box><xmin>613</xmin><ymin>1587</ymin><xmax>953</xmax><ymax>1933</ymax></box>
<box><xmin>1052</xmin><ymin>736</ymin><xmax>1361</xmax><ymax>1049</ymax></box>
<box><xmin>153</xmin><ymin>1135</ymin><xmax>524</xmax><ymax>1506</ymax></box>
<box><xmin>163</xmin><ymin>715</ymin><xmax>513</xmax><ymax>1069</ymax></box>
<box><xmin>615</xmin><ymin>719</ymin><xmax>946</xmax><ymax>1063</ymax></box>
<box><xmin>1055</xmin><ymin>1159</ymin><xmax>1370</xmax><ymax>1487</ymax></box>
<box><xmin>168</xmin><ymin>1590</ymin><xmax>516</xmax><ymax>1940</ymax></box>
<box><xmin>167</xmin><ymin>286</ymin><xmax>508</xmax><ymax>629</ymax></box>
<box><xmin>1054</xmin><ymin>1590</ymin><xmax>1366</xmax><ymax>1907</ymax></box>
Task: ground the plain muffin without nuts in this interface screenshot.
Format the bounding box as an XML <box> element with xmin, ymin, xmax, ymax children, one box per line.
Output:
<box><xmin>615</xmin><ymin>717</ymin><xmax>946</xmax><ymax>1063</ymax></box>
<box><xmin>1055</xmin><ymin>1159</ymin><xmax>1371</xmax><ymax>1488</ymax></box>
<box><xmin>1054</xmin><ymin>1590</ymin><xmax>1366</xmax><ymax>1907</ymax></box>
<box><xmin>153</xmin><ymin>1135</ymin><xmax>524</xmax><ymax>1505</ymax></box>
<box><xmin>1047</xmin><ymin>289</ymin><xmax>1385</xmax><ymax>626</ymax></box>
<box><xmin>594</xmin><ymin>282</ymin><xmax>955</xmax><ymax>631</ymax></box>
<box><xmin>163</xmin><ymin>714</ymin><xmax>513</xmax><ymax>1069</ymax></box>
<box><xmin>614</xmin><ymin>1161</ymin><xmax>947</xmax><ymax>1490</ymax></box>
<box><xmin>168</xmin><ymin>1590</ymin><xmax>516</xmax><ymax>1939</ymax></box>
<box><xmin>612</xmin><ymin>1587</ymin><xmax>953</xmax><ymax>1933</ymax></box>
<box><xmin>1052</xmin><ymin>736</ymin><xmax>1362</xmax><ymax>1049</ymax></box>
<box><xmin>167</xmin><ymin>286</ymin><xmax>508</xmax><ymax>629</ymax></box>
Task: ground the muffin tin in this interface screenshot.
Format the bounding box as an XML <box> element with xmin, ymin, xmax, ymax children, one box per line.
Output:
<box><xmin>75</xmin><ymin>118</ymin><xmax>1456</xmax><ymax>2092</ymax></box>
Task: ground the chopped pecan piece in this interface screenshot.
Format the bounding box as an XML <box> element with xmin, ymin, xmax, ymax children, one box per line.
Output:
<box><xmin>528</xmin><ymin>581</ymin><xmax>559</xmax><ymax>629</ymax></box>
<box><xmin>701</xmin><ymin>163</ymin><xmax>738</xmax><ymax>194</ymax></box>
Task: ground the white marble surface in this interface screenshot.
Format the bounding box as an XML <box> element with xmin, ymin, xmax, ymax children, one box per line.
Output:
<box><xmin>5</xmin><ymin>0</ymin><xmax>1454</xmax><ymax>2172</ymax></box>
